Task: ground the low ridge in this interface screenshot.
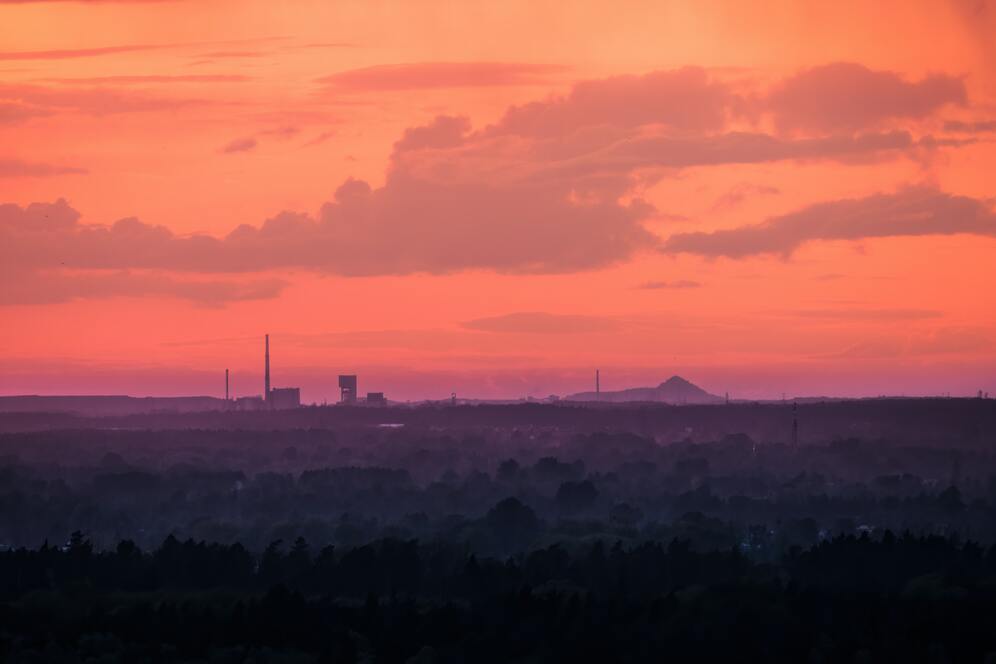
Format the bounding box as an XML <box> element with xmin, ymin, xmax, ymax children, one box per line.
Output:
<box><xmin>567</xmin><ymin>375</ymin><xmax>724</xmax><ymax>404</ymax></box>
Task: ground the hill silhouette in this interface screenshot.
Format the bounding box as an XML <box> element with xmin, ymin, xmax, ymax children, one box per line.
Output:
<box><xmin>567</xmin><ymin>375</ymin><xmax>724</xmax><ymax>404</ymax></box>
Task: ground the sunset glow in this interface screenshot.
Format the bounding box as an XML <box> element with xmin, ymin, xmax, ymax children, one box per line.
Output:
<box><xmin>2</xmin><ymin>0</ymin><xmax>995</xmax><ymax>401</ymax></box>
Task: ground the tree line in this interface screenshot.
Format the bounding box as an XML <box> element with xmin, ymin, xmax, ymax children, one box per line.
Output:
<box><xmin>4</xmin><ymin>529</ymin><xmax>996</xmax><ymax>662</ymax></box>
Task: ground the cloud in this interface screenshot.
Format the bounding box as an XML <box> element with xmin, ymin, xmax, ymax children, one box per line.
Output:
<box><xmin>489</xmin><ymin>66</ymin><xmax>735</xmax><ymax>136</ymax></box>
<box><xmin>0</xmin><ymin>82</ymin><xmax>205</xmax><ymax>120</ymax></box>
<box><xmin>0</xmin><ymin>100</ymin><xmax>52</xmax><ymax>123</ymax></box>
<box><xmin>832</xmin><ymin>327</ymin><xmax>994</xmax><ymax>359</ymax></box>
<box><xmin>284</xmin><ymin>42</ymin><xmax>357</xmax><ymax>51</ymax></box>
<box><xmin>0</xmin><ymin>158</ymin><xmax>86</xmax><ymax>177</ymax></box>
<box><xmin>0</xmin><ymin>43</ymin><xmax>166</xmax><ymax>61</ymax></box>
<box><xmin>218</xmin><ymin>127</ymin><xmax>300</xmax><ymax>154</ymax></box>
<box><xmin>943</xmin><ymin>119</ymin><xmax>996</xmax><ymax>133</ymax></box>
<box><xmin>636</xmin><ymin>280</ymin><xmax>702</xmax><ymax>289</ymax></box>
<box><xmin>663</xmin><ymin>187</ymin><xmax>996</xmax><ymax>258</ymax></box>
<box><xmin>0</xmin><ymin>35</ymin><xmax>288</xmax><ymax>61</ymax></box>
<box><xmin>0</xmin><ymin>65</ymin><xmax>981</xmax><ymax>289</ymax></box>
<box><xmin>0</xmin><ymin>0</ymin><xmax>173</xmax><ymax>3</ymax></box>
<box><xmin>319</xmin><ymin>62</ymin><xmax>569</xmax><ymax>91</ymax></box>
<box><xmin>462</xmin><ymin>312</ymin><xmax>620</xmax><ymax>334</ymax></box>
<box><xmin>302</xmin><ymin>130</ymin><xmax>334</xmax><ymax>147</ymax></box>
<box><xmin>713</xmin><ymin>183</ymin><xmax>780</xmax><ymax>210</ymax></box>
<box><xmin>259</xmin><ymin>125</ymin><xmax>299</xmax><ymax>139</ymax></box>
<box><xmin>0</xmin><ymin>269</ymin><xmax>288</xmax><ymax>307</ymax></box>
<box><xmin>589</xmin><ymin>130</ymin><xmax>915</xmax><ymax>171</ymax></box>
<box><xmin>197</xmin><ymin>50</ymin><xmax>265</xmax><ymax>59</ymax></box>
<box><xmin>220</xmin><ymin>137</ymin><xmax>257</xmax><ymax>153</ymax></box>
<box><xmin>0</xmin><ymin>196</ymin><xmax>287</xmax><ymax>306</ymax></box>
<box><xmin>0</xmin><ymin>192</ymin><xmax>652</xmax><ymax>276</ymax></box>
<box><xmin>789</xmin><ymin>308</ymin><xmax>943</xmax><ymax>321</ymax></box>
<box><xmin>43</xmin><ymin>74</ymin><xmax>252</xmax><ymax>85</ymax></box>
<box><xmin>767</xmin><ymin>63</ymin><xmax>966</xmax><ymax>132</ymax></box>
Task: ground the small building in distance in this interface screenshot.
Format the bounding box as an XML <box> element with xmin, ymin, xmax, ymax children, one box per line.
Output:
<box><xmin>270</xmin><ymin>387</ymin><xmax>301</xmax><ymax>410</ymax></box>
<box><xmin>366</xmin><ymin>392</ymin><xmax>387</xmax><ymax>406</ymax></box>
<box><xmin>339</xmin><ymin>375</ymin><xmax>358</xmax><ymax>404</ymax></box>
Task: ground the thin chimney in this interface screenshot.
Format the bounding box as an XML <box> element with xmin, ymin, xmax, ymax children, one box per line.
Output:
<box><xmin>225</xmin><ymin>369</ymin><xmax>229</xmax><ymax>401</ymax></box>
<box><xmin>596</xmin><ymin>369</ymin><xmax>600</xmax><ymax>399</ymax></box>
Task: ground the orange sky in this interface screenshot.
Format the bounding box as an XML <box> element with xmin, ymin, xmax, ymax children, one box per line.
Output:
<box><xmin>1</xmin><ymin>0</ymin><xmax>995</xmax><ymax>402</ymax></box>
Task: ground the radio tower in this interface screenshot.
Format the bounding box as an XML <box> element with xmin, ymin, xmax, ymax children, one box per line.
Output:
<box><xmin>264</xmin><ymin>334</ymin><xmax>271</xmax><ymax>405</ymax></box>
<box><xmin>792</xmin><ymin>402</ymin><xmax>799</xmax><ymax>448</ymax></box>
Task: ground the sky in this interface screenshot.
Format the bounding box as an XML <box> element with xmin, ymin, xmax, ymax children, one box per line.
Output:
<box><xmin>1</xmin><ymin>0</ymin><xmax>995</xmax><ymax>402</ymax></box>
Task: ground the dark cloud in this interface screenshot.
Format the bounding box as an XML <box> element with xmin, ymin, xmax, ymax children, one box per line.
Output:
<box><xmin>220</xmin><ymin>137</ymin><xmax>257</xmax><ymax>153</ymax></box>
<box><xmin>943</xmin><ymin>119</ymin><xmax>996</xmax><ymax>133</ymax></box>
<box><xmin>302</xmin><ymin>131</ymin><xmax>334</xmax><ymax>147</ymax></box>
<box><xmin>319</xmin><ymin>62</ymin><xmax>569</xmax><ymax>91</ymax></box>
<box><xmin>768</xmin><ymin>63</ymin><xmax>966</xmax><ymax>132</ymax></box>
<box><xmin>663</xmin><ymin>187</ymin><xmax>996</xmax><ymax>258</ymax></box>
<box><xmin>462</xmin><ymin>312</ymin><xmax>620</xmax><ymax>334</ymax></box>
<box><xmin>713</xmin><ymin>183</ymin><xmax>780</xmax><ymax>210</ymax></box>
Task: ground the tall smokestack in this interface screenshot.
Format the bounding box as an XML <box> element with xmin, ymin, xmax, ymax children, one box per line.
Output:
<box><xmin>596</xmin><ymin>369</ymin><xmax>600</xmax><ymax>399</ymax></box>
<box><xmin>225</xmin><ymin>369</ymin><xmax>229</xmax><ymax>401</ymax></box>
<box><xmin>264</xmin><ymin>334</ymin><xmax>270</xmax><ymax>403</ymax></box>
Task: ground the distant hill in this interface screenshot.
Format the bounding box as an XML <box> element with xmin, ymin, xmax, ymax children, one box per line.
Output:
<box><xmin>566</xmin><ymin>375</ymin><xmax>724</xmax><ymax>404</ymax></box>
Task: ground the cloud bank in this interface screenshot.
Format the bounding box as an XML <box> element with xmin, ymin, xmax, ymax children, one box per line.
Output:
<box><xmin>664</xmin><ymin>187</ymin><xmax>996</xmax><ymax>258</ymax></box>
<box><xmin>1</xmin><ymin>62</ymin><xmax>987</xmax><ymax>303</ymax></box>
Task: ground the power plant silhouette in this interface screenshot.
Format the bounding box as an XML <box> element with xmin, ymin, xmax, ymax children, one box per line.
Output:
<box><xmin>225</xmin><ymin>334</ymin><xmax>384</xmax><ymax>410</ymax></box>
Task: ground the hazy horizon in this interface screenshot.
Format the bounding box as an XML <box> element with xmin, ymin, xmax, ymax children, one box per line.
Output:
<box><xmin>2</xmin><ymin>357</ymin><xmax>992</xmax><ymax>403</ymax></box>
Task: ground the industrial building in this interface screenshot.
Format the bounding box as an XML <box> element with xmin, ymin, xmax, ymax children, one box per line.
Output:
<box><xmin>235</xmin><ymin>395</ymin><xmax>265</xmax><ymax>411</ymax></box>
<box><xmin>224</xmin><ymin>337</ymin><xmax>382</xmax><ymax>409</ymax></box>
<box><xmin>270</xmin><ymin>387</ymin><xmax>301</xmax><ymax>409</ymax></box>
<box><xmin>339</xmin><ymin>375</ymin><xmax>357</xmax><ymax>404</ymax></box>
